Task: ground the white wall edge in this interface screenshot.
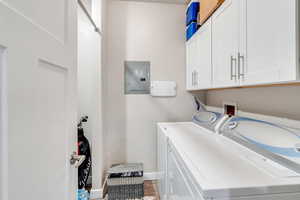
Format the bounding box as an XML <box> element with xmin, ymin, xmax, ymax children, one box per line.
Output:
<box><xmin>0</xmin><ymin>47</ymin><xmax>8</xmax><ymax>200</ymax></box>
<box><xmin>144</xmin><ymin>172</ymin><xmax>159</xmax><ymax>181</ymax></box>
<box><xmin>90</xmin><ymin>188</ymin><xmax>103</xmax><ymax>200</ymax></box>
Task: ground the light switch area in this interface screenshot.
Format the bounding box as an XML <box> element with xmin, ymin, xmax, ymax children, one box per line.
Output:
<box><xmin>124</xmin><ymin>61</ymin><xmax>150</xmax><ymax>95</ymax></box>
<box><xmin>150</xmin><ymin>81</ymin><xmax>177</xmax><ymax>97</ymax></box>
<box><xmin>223</xmin><ymin>102</ymin><xmax>238</xmax><ymax>116</ymax></box>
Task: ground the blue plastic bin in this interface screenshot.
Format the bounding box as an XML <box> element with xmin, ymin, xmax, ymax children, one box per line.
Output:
<box><xmin>186</xmin><ymin>1</ymin><xmax>200</xmax><ymax>26</ymax></box>
<box><xmin>186</xmin><ymin>22</ymin><xmax>198</xmax><ymax>41</ymax></box>
<box><xmin>77</xmin><ymin>189</ymin><xmax>89</xmax><ymax>200</ymax></box>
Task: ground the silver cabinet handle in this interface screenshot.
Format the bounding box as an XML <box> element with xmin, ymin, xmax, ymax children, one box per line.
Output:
<box><xmin>191</xmin><ymin>71</ymin><xmax>194</xmax><ymax>86</ymax></box>
<box><xmin>230</xmin><ymin>56</ymin><xmax>237</xmax><ymax>80</ymax></box>
<box><xmin>195</xmin><ymin>71</ymin><xmax>198</xmax><ymax>87</ymax></box>
<box><xmin>192</xmin><ymin>70</ymin><xmax>196</xmax><ymax>87</ymax></box>
<box><xmin>193</xmin><ymin>71</ymin><xmax>196</xmax><ymax>86</ymax></box>
<box><xmin>238</xmin><ymin>53</ymin><xmax>245</xmax><ymax>79</ymax></box>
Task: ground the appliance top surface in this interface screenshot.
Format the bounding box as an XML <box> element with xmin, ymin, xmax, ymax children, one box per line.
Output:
<box><xmin>158</xmin><ymin>122</ymin><xmax>300</xmax><ymax>198</ymax></box>
<box><xmin>222</xmin><ymin>116</ymin><xmax>300</xmax><ymax>165</ymax></box>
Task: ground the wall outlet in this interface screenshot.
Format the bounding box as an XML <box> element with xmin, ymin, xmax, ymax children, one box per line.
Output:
<box><xmin>223</xmin><ymin>102</ymin><xmax>238</xmax><ymax>116</ymax></box>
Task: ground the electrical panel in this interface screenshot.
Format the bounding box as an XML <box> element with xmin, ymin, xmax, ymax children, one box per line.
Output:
<box><xmin>125</xmin><ymin>61</ymin><xmax>150</xmax><ymax>95</ymax></box>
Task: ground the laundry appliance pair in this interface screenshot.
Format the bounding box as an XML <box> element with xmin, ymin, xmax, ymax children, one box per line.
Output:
<box><xmin>157</xmin><ymin>106</ymin><xmax>300</xmax><ymax>200</ymax></box>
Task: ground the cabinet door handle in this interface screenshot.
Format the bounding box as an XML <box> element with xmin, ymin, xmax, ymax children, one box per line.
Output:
<box><xmin>238</xmin><ymin>53</ymin><xmax>245</xmax><ymax>79</ymax></box>
<box><xmin>192</xmin><ymin>71</ymin><xmax>194</xmax><ymax>86</ymax></box>
<box><xmin>191</xmin><ymin>71</ymin><xmax>194</xmax><ymax>86</ymax></box>
<box><xmin>230</xmin><ymin>56</ymin><xmax>237</xmax><ymax>80</ymax></box>
<box><xmin>195</xmin><ymin>71</ymin><xmax>198</xmax><ymax>87</ymax></box>
<box><xmin>193</xmin><ymin>70</ymin><xmax>197</xmax><ymax>86</ymax></box>
<box><xmin>191</xmin><ymin>71</ymin><xmax>193</xmax><ymax>87</ymax></box>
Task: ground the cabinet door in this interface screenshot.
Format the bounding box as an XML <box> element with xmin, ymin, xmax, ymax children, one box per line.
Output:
<box><xmin>212</xmin><ymin>0</ymin><xmax>240</xmax><ymax>88</ymax></box>
<box><xmin>241</xmin><ymin>0</ymin><xmax>297</xmax><ymax>85</ymax></box>
<box><xmin>195</xmin><ymin>19</ymin><xmax>212</xmax><ymax>89</ymax></box>
<box><xmin>186</xmin><ymin>41</ymin><xmax>191</xmax><ymax>90</ymax></box>
<box><xmin>157</xmin><ymin>126</ymin><xmax>168</xmax><ymax>200</ymax></box>
<box><xmin>186</xmin><ymin>35</ymin><xmax>197</xmax><ymax>90</ymax></box>
<box><xmin>168</xmin><ymin>147</ymin><xmax>196</xmax><ymax>200</ymax></box>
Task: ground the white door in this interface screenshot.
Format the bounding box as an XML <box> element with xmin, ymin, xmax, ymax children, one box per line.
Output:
<box><xmin>0</xmin><ymin>1</ymin><xmax>77</xmax><ymax>200</ymax></box>
<box><xmin>186</xmin><ymin>35</ymin><xmax>197</xmax><ymax>90</ymax></box>
<box><xmin>241</xmin><ymin>0</ymin><xmax>297</xmax><ymax>85</ymax></box>
<box><xmin>212</xmin><ymin>0</ymin><xmax>240</xmax><ymax>88</ymax></box>
<box><xmin>195</xmin><ymin>18</ymin><xmax>212</xmax><ymax>89</ymax></box>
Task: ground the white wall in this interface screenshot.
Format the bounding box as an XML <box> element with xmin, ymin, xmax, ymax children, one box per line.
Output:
<box><xmin>78</xmin><ymin>5</ymin><xmax>103</xmax><ymax>189</ymax></box>
<box><xmin>206</xmin><ymin>85</ymin><xmax>300</xmax><ymax>121</ymax></box>
<box><xmin>103</xmin><ymin>1</ymin><xmax>203</xmax><ymax>172</ymax></box>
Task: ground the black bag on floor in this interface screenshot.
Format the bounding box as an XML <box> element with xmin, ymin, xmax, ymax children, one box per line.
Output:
<box><xmin>78</xmin><ymin>127</ymin><xmax>92</xmax><ymax>189</ymax></box>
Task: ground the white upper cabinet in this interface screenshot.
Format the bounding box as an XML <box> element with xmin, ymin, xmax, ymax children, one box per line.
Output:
<box><xmin>212</xmin><ymin>0</ymin><xmax>240</xmax><ymax>88</ymax></box>
<box><xmin>186</xmin><ymin>35</ymin><xmax>197</xmax><ymax>90</ymax></box>
<box><xmin>186</xmin><ymin>19</ymin><xmax>212</xmax><ymax>90</ymax></box>
<box><xmin>195</xmin><ymin>18</ymin><xmax>212</xmax><ymax>89</ymax></box>
<box><xmin>186</xmin><ymin>0</ymin><xmax>300</xmax><ymax>90</ymax></box>
<box><xmin>241</xmin><ymin>0</ymin><xmax>297</xmax><ymax>85</ymax></box>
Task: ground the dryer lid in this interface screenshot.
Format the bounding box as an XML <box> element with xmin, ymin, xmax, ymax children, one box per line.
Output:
<box><xmin>192</xmin><ymin>110</ymin><xmax>223</xmax><ymax>131</ymax></box>
<box><xmin>221</xmin><ymin>116</ymin><xmax>300</xmax><ymax>174</ymax></box>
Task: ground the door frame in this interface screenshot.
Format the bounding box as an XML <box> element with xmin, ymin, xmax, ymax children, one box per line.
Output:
<box><xmin>0</xmin><ymin>46</ymin><xmax>8</xmax><ymax>200</ymax></box>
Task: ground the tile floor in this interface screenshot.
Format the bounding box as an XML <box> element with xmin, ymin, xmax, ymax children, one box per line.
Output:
<box><xmin>144</xmin><ymin>181</ymin><xmax>159</xmax><ymax>200</ymax></box>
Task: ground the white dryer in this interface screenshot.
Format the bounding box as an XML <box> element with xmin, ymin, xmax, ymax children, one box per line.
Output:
<box><xmin>157</xmin><ymin>111</ymin><xmax>300</xmax><ymax>200</ymax></box>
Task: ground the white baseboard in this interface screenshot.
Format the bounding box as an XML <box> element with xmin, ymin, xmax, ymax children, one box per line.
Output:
<box><xmin>90</xmin><ymin>188</ymin><xmax>103</xmax><ymax>200</ymax></box>
<box><xmin>144</xmin><ymin>172</ymin><xmax>159</xmax><ymax>181</ymax></box>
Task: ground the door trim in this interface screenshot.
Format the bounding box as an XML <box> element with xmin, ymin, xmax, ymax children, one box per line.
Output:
<box><xmin>0</xmin><ymin>46</ymin><xmax>8</xmax><ymax>200</ymax></box>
